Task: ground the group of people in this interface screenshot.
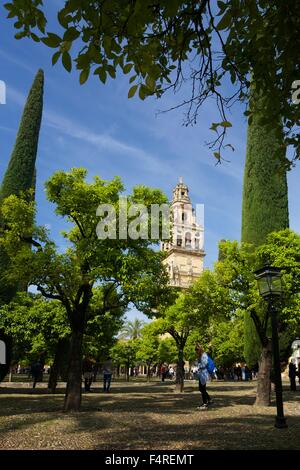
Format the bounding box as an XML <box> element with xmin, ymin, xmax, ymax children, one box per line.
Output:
<box><xmin>82</xmin><ymin>356</ymin><xmax>113</xmax><ymax>393</ymax></box>
<box><xmin>28</xmin><ymin>349</ymin><xmax>299</xmax><ymax>406</ymax></box>
<box><xmin>160</xmin><ymin>364</ymin><xmax>175</xmax><ymax>382</ymax></box>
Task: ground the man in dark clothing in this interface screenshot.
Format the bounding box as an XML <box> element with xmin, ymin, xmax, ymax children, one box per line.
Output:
<box><xmin>289</xmin><ymin>360</ymin><xmax>297</xmax><ymax>391</ymax></box>
<box><xmin>31</xmin><ymin>361</ymin><xmax>43</xmax><ymax>388</ymax></box>
<box><xmin>82</xmin><ymin>356</ymin><xmax>94</xmax><ymax>392</ymax></box>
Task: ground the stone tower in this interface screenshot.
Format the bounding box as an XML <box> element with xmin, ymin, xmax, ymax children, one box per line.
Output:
<box><xmin>161</xmin><ymin>178</ymin><xmax>205</xmax><ymax>288</ymax></box>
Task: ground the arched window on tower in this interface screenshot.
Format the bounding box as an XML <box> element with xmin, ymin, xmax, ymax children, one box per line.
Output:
<box><xmin>195</xmin><ymin>238</ymin><xmax>199</xmax><ymax>250</ymax></box>
<box><xmin>185</xmin><ymin>232</ymin><xmax>191</xmax><ymax>248</ymax></box>
<box><xmin>177</xmin><ymin>236</ymin><xmax>182</xmax><ymax>247</ymax></box>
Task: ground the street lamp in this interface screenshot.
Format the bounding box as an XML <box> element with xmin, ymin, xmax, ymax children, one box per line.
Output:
<box><xmin>254</xmin><ymin>265</ymin><xmax>287</xmax><ymax>428</ymax></box>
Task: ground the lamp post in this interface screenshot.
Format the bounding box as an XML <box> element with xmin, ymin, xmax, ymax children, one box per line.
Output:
<box><xmin>254</xmin><ymin>265</ymin><xmax>287</xmax><ymax>429</ymax></box>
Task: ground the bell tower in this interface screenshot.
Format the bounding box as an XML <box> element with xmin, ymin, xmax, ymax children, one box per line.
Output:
<box><xmin>161</xmin><ymin>177</ymin><xmax>205</xmax><ymax>288</ymax></box>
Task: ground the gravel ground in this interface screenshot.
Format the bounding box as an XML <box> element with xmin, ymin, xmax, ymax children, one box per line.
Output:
<box><xmin>0</xmin><ymin>380</ymin><xmax>299</xmax><ymax>450</ymax></box>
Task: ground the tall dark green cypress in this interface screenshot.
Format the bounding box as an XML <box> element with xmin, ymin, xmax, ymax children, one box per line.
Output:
<box><xmin>241</xmin><ymin>89</ymin><xmax>289</xmax><ymax>246</ymax></box>
<box><xmin>0</xmin><ymin>69</ymin><xmax>44</xmax><ymax>201</ymax></box>
<box><xmin>242</xmin><ymin>84</ymin><xmax>289</xmax><ymax>405</ymax></box>
<box><xmin>0</xmin><ymin>70</ymin><xmax>44</xmax><ymax>381</ymax></box>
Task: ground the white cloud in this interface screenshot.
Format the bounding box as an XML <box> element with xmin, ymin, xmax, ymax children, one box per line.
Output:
<box><xmin>0</xmin><ymin>48</ymin><xmax>36</xmax><ymax>74</ymax></box>
<box><xmin>7</xmin><ymin>84</ymin><xmax>175</xmax><ymax>176</ymax></box>
<box><xmin>43</xmin><ymin>109</ymin><xmax>175</xmax><ymax>176</ymax></box>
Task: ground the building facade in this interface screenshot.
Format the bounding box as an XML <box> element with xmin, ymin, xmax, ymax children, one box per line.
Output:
<box><xmin>161</xmin><ymin>178</ymin><xmax>205</xmax><ymax>288</ymax></box>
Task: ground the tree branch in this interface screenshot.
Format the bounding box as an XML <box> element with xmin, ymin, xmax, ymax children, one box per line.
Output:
<box><xmin>37</xmin><ymin>285</ymin><xmax>63</xmax><ymax>301</ymax></box>
<box><xmin>250</xmin><ymin>309</ymin><xmax>268</xmax><ymax>347</ymax></box>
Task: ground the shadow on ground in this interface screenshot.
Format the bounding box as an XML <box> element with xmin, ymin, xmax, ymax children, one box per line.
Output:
<box><xmin>0</xmin><ymin>380</ymin><xmax>299</xmax><ymax>450</ymax></box>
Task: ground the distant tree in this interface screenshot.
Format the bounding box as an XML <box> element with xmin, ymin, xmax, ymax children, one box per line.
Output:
<box><xmin>135</xmin><ymin>323</ymin><xmax>159</xmax><ymax>381</ymax></box>
<box><xmin>120</xmin><ymin>318</ymin><xmax>146</xmax><ymax>340</ymax></box>
<box><xmin>0</xmin><ymin>293</ymin><xmax>70</xmax><ymax>384</ymax></box>
<box><xmin>157</xmin><ymin>337</ymin><xmax>177</xmax><ymax>367</ymax></box>
<box><xmin>83</xmin><ymin>285</ymin><xmax>126</xmax><ymax>361</ymax></box>
<box><xmin>110</xmin><ymin>340</ymin><xmax>138</xmax><ymax>381</ymax></box>
<box><xmin>210</xmin><ymin>315</ymin><xmax>245</xmax><ymax>369</ymax></box>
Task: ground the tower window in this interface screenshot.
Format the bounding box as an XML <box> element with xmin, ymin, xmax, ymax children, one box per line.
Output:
<box><xmin>177</xmin><ymin>237</ymin><xmax>182</xmax><ymax>247</ymax></box>
<box><xmin>182</xmin><ymin>212</ymin><xmax>187</xmax><ymax>222</ymax></box>
<box><xmin>181</xmin><ymin>191</ymin><xmax>185</xmax><ymax>196</ymax></box>
<box><xmin>185</xmin><ymin>232</ymin><xmax>191</xmax><ymax>247</ymax></box>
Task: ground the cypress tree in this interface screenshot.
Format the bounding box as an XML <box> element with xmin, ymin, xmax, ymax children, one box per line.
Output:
<box><xmin>242</xmin><ymin>84</ymin><xmax>289</xmax><ymax>405</ymax></box>
<box><xmin>0</xmin><ymin>69</ymin><xmax>44</xmax><ymax>201</ymax></box>
<box><xmin>0</xmin><ymin>70</ymin><xmax>44</xmax><ymax>381</ymax></box>
<box><xmin>241</xmin><ymin>88</ymin><xmax>289</xmax><ymax>245</ymax></box>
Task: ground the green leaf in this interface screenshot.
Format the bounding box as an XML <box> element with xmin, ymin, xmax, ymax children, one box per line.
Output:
<box><xmin>41</xmin><ymin>33</ymin><xmax>61</xmax><ymax>48</ymax></box>
<box><xmin>58</xmin><ymin>11</ymin><xmax>72</xmax><ymax>28</ymax></box>
<box><xmin>129</xmin><ymin>74</ymin><xmax>137</xmax><ymax>84</ymax></box>
<box><xmin>52</xmin><ymin>51</ymin><xmax>61</xmax><ymax>65</ymax></box>
<box><xmin>103</xmin><ymin>36</ymin><xmax>112</xmax><ymax>54</ymax></box>
<box><xmin>210</xmin><ymin>123</ymin><xmax>219</xmax><ymax>133</ymax></box>
<box><xmin>146</xmin><ymin>75</ymin><xmax>155</xmax><ymax>92</ymax></box>
<box><xmin>62</xmin><ymin>51</ymin><xmax>72</xmax><ymax>72</ymax></box>
<box><xmin>107</xmin><ymin>65</ymin><xmax>116</xmax><ymax>79</ymax></box>
<box><xmin>213</xmin><ymin>152</ymin><xmax>221</xmax><ymax>160</ymax></box>
<box><xmin>216</xmin><ymin>11</ymin><xmax>232</xmax><ymax>31</ymax></box>
<box><xmin>14</xmin><ymin>31</ymin><xmax>26</xmax><ymax>39</ymax></box>
<box><xmin>80</xmin><ymin>68</ymin><xmax>90</xmax><ymax>85</ymax></box>
<box><xmin>128</xmin><ymin>85</ymin><xmax>138</xmax><ymax>99</ymax></box>
<box><xmin>97</xmin><ymin>68</ymin><xmax>107</xmax><ymax>84</ymax></box>
<box><xmin>123</xmin><ymin>63</ymin><xmax>133</xmax><ymax>74</ymax></box>
<box><xmin>63</xmin><ymin>27</ymin><xmax>80</xmax><ymax>42</ymax></box>
<box><xmin>139</xmin><ymin>84</ymin><xmax>149</xmax><ymax>100</ymax></box>
<box><xmin>30</xmin><ymin>33</ymin><xmax>40</xmax><ymax>43</ymax></box>
<box><xmin>219</xmin><ymin>121</ymin><xmax>232</xmax><ymax>128</ymax></box>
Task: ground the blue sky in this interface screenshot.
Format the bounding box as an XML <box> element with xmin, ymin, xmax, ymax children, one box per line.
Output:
<box><xmin>0</xmin><ymin>2</ymin><xmax>300</xmax><ymax>322</ymax></box>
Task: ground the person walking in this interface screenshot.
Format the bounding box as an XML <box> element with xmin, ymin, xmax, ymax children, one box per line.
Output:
<box><xmin>195</xmin><ymin>344</ymin><xmax>212</xmax><ymax>410</ymax></box>
<box><xmin>289</xmin><ymin>360</ymin><xmax>297</xmax><ymax>391</ymax></box>
<box><xmin>30</xmin><ymin>361</ymin><xmax>43</xmax><ymax>389</ymax></box>
<box><xmin>82</xmin><ymin>356</ymin><xmax>94</xmax><ymax>392</ymax></box>
<box><xmin>160</xmin><ymin>364</ymin><xmax>167</xmax><ymax>382</ymax></box>
<box><xmin>103</xmin><ymin>357</ymin><xmax>113</xmax><ymax>392</ymax></box>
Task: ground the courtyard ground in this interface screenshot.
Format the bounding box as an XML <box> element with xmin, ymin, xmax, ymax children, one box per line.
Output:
<box><xmin>0</xmin><ymin>379</ymin><xmax>299</xmax><ymax>450</ymax></box>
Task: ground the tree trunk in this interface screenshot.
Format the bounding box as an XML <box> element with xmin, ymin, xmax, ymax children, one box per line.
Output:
<box><xmin>255</xmin><ymin>340</ymin><xmax>272</xmax><ymax>406</ymax></box>
<box><xmin>64</xmin><ymin>330</ymin><xmax>83</xmax><ymax>412</ymax></box>
<box><xmin>175</xmin><ymin>349</ymin><xmax>185</xmax><ymax>392</ymax></box>
<box><xmin>48</xmin><ymin>338</ymin><xmax>70</xmax><ymax>393</ymax></box>
<box><xmin>126</xmin><ymin>363</ymin><xmax>130</xmax><ymax>382</ymax></box>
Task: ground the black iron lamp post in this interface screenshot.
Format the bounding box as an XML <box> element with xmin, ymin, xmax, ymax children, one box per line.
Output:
<box><xmin>254</xmin><ymin>265</ymin><xmax>287</xmax><ymax>429</ymax></box>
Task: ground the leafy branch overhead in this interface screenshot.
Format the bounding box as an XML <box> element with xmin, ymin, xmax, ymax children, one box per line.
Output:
<box><xmin>5</xmin><ymin>1</ymin><xmax>300</xmax><ymax>164</ymax></box>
